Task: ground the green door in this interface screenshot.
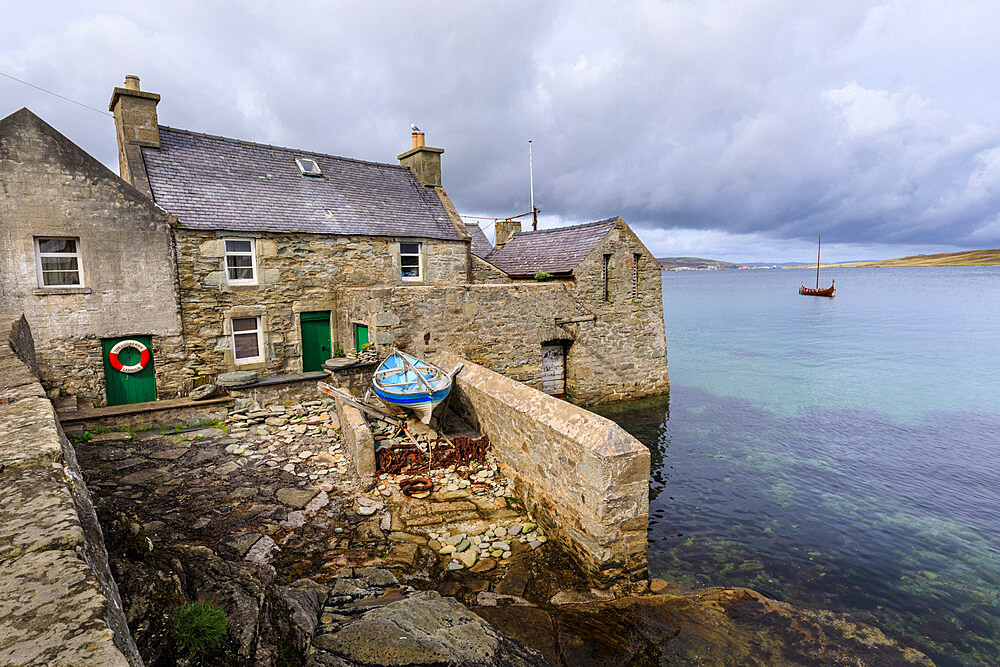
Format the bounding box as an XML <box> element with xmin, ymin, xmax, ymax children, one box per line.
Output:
<box><xmin>101</xmin><ymin>335</ymin><xmax>157</xmax><ymax>406</ymax></box>
<box><xmin>301</xmin><ymin>311</ymin><xmax>332</xmax><ymax>372</ymax></box>
<box><xmin>353</xmin><ymin>323</ymin><xmax>369</xmax><ymax>352</ymax></box>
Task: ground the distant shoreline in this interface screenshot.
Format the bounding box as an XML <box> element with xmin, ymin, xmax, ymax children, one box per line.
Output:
<box><xmin>661</xmin><ymin>248</ymin><xmax>1000</xmax><ymax>270</ymax></box>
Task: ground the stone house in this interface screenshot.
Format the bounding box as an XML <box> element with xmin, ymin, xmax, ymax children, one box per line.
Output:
<box><xmin>109</xmin><ymin>77</ymin><xmax>472</xmax><ymax>389</ymax></box>
<box><xmin>105</xmin><ymin>75</ymin><xmax>667</xmax><ymax>405</ymax></box>
<box><xmin>0</xmin><ymin>108</ymin><xmax>185</xmax><ymax>407</ymax></box>
<box><xmin>1</xmin><ymin>75</ymin><xmax>668</xmax><ymax>408</ymax></box>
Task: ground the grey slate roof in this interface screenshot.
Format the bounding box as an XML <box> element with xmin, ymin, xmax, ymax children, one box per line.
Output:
<box><xmin>486</xmin><ymin>218</ymin><xmax>617</xmax><ymax>277</ymax></box>
<box><xmin>140</xmin><ymin>127</ymin><xmax>462</xmax><ymax>241</ymax></box>
<box><xmin>467</xmin><ymin>223</ymin><xmax>493</xmax><ymax>259</ymax></box>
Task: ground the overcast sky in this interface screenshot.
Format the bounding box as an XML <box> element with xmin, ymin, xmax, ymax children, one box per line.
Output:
<box><xmin>3</xmin><ymin>1</ymin><xmax>1000</xmax><ymax>262</ymax></box>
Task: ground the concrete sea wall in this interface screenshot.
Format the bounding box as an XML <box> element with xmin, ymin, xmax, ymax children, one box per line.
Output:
<box><xmin>0</xmin><ymin>316</ymin><xmax>140</xmax><ymax>666</ymax></box>
<box><xmin>432</xmin><ymin>352</ymin><xmax>650</xmax><ymax>588</ymax></box>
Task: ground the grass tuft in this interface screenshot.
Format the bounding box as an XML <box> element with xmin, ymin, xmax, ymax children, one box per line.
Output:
<box><xmin>173</xmin><ymin>600</ymin><xmax>228</xmax><ymax>655</ymax></box>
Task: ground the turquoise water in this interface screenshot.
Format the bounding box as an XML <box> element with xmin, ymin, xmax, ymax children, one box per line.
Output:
<box><xmin>594</xmin><ymin>267</ymin><xmax>1000</xmax><ymax>665</ymax></box>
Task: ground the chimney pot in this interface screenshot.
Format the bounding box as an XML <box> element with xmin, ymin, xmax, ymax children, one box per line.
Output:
<box><xmin>124</xmin><ymin>75</ymin><xmax>141</xmax><ymax>90</ymax></box>
<box><xmin>412</xmin><ymin>131</ymin><xmax>425</xmax><ymax>149</ymax></box>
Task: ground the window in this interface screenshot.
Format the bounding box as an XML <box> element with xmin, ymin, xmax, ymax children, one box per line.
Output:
<box><xmin>224</xmin><ymin>238</ymin><xmax>257</xmax><ymax>284</ymax></box>
<box><xmin>295</xmin><ymin>158</ymin><xmax>322</xmax><ymax>177</ymax></box>
<box><xmin>400</xmin><ymin>242</ymin><xmax>422</xmax><ymax>280</ymax></box>
<box><xmin>232</xmin><ymin>316</ymin><xmax>263</xmax><ymax>363</ymax></box>
<box><xmin>602</xmin><ymin>254</ymin><xmax>612</xmax><ymax>301</ymax></box>
<box><xmin>633</xmin><ymin>253</ymin><xmax>642</xmax><ymax>298</ymax></box>
<box><xmin>35</xmin><ymin>237</ymin><xmax>82</xmax><ymax>287</ymax></box>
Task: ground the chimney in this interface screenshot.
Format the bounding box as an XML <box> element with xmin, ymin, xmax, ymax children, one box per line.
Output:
<box><xmin>397</xmin><ymin>131</ymin><xmax>443</xmax><ymax>188</ymax></box>
<box><xmin>108</xmin><ymin>75</ymin><xmax>161</xmax><ymax>185</ymax></box>
<box><xmin>494</xmin><ymin>219</ymin><xmax>522</xmax><ymax>248</ymax></box>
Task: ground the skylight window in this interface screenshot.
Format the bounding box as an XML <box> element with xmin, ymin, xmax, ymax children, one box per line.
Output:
<box><xmin>295</xmin><ymin>158</ymin><xmax>322</xmax><ymax>177</ymax></box>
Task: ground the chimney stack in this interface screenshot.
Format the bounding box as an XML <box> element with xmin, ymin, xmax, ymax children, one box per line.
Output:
<box><xmin>494</xmin><ymin>219</ymin><xmax>522</xmax><ymax>248</ymax></box>
<box><xmin>398</xmin><ymin>131</ymin><xmax>443</xmax><ymax>188</ymax></box>
<box><xmin>108</xmin><ymin>75</ymin><xmax>161</xmax><ymax>185</ymax></box>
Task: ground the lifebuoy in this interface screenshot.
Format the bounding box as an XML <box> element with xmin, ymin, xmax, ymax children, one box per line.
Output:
<box><xmin>109</xmin><ymin>339</ymin><xmax>150</xmax><ymax>374</ymax></box>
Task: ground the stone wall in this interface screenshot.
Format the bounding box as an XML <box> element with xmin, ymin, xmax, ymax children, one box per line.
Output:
<box><xmin>432</xmin><ymin>352</ymin><xmax>649</xmax><ymax>587</ymax></box>
<box><xmin>337</xmin><ymin>282</ymin><xmax>668</xmax><ymax>404</ymax></box>
<box><xmin>0</xmin><ymin>109</ymin><xmax>185</xmax><ymax>407</ymax></box>
<box><xmin>470</xmin><ymin>255</ymin><xmax>511</xmax><ymax>284</ymax></box>
<box><xmin>174</xmin><ymin>229</ymin><xmax>469</xmax><ymax>384</ymax></box>
<box><xmin>0</xmin><ymin>317</ymin><xmax>140</xmax><ymax>666</ymax></box>
<box><xmin>37</xmin><ymin>334</ymin><xmax>187</xmax><ymax>408</ymax></box>
<box><xmin>334</xmin><ymin>395</ymin><xmax>376</xmax><ymax>479</ymax></box>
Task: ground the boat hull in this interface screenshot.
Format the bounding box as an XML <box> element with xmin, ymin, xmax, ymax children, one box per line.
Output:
<box><xmin>799</xmin><ymin>283</ymin><xmax>836</xmax><ymax>297</ymax></box>
<box><xmin>372</xmin><ymin>350</ymin><xmax>452</xmax><ymax>424</ymax></box>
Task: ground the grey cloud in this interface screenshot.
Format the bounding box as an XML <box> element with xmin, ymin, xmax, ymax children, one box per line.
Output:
<box><xmin>2</xmin><ymin>0</ymin><xmax>999</xmax><ymax>258</ymax></box>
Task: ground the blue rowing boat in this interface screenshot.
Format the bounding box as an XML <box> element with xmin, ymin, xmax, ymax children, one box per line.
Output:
<box><xmin>371</xmin><ymin>349</ymin><xmax>459</xmax><ymax>424</ymax></box>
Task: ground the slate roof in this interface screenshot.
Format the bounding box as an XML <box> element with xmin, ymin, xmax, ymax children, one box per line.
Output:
<box><xmin>140</xmin><ymin>127</ymin><xmax>462</xmax><ymax>241</ymax></box>
<box><xmin>486</xmin><ymin>218</ymin><xmax>617</xmax><ymax>277</ymax></box>
<box><xmin>467</xmin><ymin>223</ymin><xmax>493</xmax><ymax>259</ymax></box>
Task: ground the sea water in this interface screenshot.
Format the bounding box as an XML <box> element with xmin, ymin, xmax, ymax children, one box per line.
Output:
<box><xmin>594</xmin><ymin>266</ymin><xmax>1000</xmax><ymax>665</ymax></box>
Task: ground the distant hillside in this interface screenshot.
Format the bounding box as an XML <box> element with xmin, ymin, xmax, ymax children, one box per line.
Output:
<box><xmin>658</xmin><ymin>256</ymin><xmax>738</xmax><ymax>270</ymax></box>
<box><xmin>855</xmin><ymin>248</ymin><xmax>1000</xmax><ymax>267</ymax></box>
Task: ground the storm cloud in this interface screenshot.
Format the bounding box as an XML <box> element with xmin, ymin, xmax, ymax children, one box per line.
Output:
<box><xmin>3</xmin><ymin>1</ymin><xmax>999</xmax><ymax>262</ymax></box>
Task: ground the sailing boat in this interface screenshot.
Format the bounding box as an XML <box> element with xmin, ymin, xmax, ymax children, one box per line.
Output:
<box><xmin>799</xmin><ymin>235</ymin><xmax>836</xmax><ymax>297</ymax></box>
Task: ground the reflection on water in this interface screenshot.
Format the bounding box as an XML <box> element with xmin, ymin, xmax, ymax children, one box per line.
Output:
<box><xmin>593</xmin><ymin>267</ymin><xmax>1000</xmax><ymax>666</ymax></box>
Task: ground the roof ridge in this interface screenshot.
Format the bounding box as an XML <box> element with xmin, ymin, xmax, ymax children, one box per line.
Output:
<box><xmin>157</xmin><ymin>125</ymin><xmax>408</xmax><ymax>171</ymax></box>
<box><xmin>510</xmin><ymin>217</ymin><xmax>618</xmax><ymax>237</ymax></box>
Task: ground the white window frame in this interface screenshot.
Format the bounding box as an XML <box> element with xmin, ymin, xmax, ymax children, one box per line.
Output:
<box><xmin>34</xmin><ymin>237</ymin><xmax>84</xmax><ymax>288</ymax></box>
<box><xmin>224</xmin><ymin>238</ymin><xmax>258</xmax><ymax>286</ymax></box>
<box><xmin>400</xmin><ymin>242</ymin><xmax>422</xmax><ymax>281</ymax></box>
<box><xmin>231</xmin><ymin>316</ymin><xmax>264</xmax><ymax>364</ymax></box>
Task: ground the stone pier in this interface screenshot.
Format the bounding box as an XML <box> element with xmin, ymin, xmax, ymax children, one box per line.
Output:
<box><xmin>431</xmin><ymin>352</ymin><xmax>650</xmax><ymax>588</ymax></box>
<box><xmin>0</xmin><ymin>316</ymin><xmax>140</xmax><ymax>666</ymax></box>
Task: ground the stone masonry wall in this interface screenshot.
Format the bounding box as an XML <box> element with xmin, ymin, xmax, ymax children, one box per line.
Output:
<box><xmin>0</xmin><ymin>316</ymin><xmax>140</xmax><ymax>666</ymax></box>
<box><xmin>0</xmin><ymin>109</ymin><xmax>185</xmax><ymax>407</ymax></box>
<box><xmin>557</xmin><ymin>218</ymin><xmax>669</xmax><ymax>403</ymax></box>
<box><xmin>432</xmin><ymin>351</ymin><xmax>650</xmax><ymax>587</ymax></box>
<box><xmin>174</xmin><ymin>229</ymin><xmax>468</xmax><ymax>385</ymax></box>
<box><xmin>337</xmin><ymin>281</ymin><xmax>668</xmax><ymax>404</ymax></box>
<box><xmin>37</xmin><ymin>333</ymin><xmax>187</xmax><ymax>408</ymax></box>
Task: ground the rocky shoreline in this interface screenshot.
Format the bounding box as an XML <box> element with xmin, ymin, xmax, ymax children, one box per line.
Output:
<box><xmin>73</xmin><ymin>399</ymin><xmax>933</xmax><ymax>665</ymax></box>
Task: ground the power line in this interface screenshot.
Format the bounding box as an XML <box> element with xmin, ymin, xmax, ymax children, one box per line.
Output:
<box><xmin>0</xmin><ymin>71</ymin><xmax>113</xmax><ymax>117</ymax></box>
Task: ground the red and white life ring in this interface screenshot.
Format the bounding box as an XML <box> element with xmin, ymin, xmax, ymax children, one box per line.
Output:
<box><xmin>109</xmin><ymin>339</ymin><xmax>150</xmax><ymax>374</ymax></box>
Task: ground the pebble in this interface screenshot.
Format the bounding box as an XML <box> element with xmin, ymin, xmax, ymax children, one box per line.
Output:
<box><xmin>358</xmin><ymin>505</ymin><xmax>378</xmax><ymax>516</ymax></box>
<box><xmin>447</xmin><ymin>561</ymin><xmax>464</xmax><ymax>570</ymax></box>
<box><xmin>439</xmin><ymin>545</ymin><xmax>456</xmax><ymax>555</ymax></box>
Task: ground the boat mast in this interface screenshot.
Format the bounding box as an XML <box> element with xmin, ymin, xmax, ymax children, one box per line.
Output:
<box><xmin>815</xmin><ymin>235</ymin><xmax>821</xmax><ymax>289</ymax></box>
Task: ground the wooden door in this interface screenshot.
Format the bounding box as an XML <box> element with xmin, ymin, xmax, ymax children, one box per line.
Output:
<box><xmin>353</xmin><ymin>323</ymin><xmax>370</xmax><ymax>352</ymax></box>
<box><xmin>541</xmin><ymin>342</ymin><xmax>566</xmax><ymax>398</ymax></box>
<box><xmin>101</xmin><ymin>336</ymin><xmax>157</xmax><ymax>406</ymax></box>
<box><xmin>300</xmin><ymin>311</ymin><xmax>332</xmax><ymax>372</ymax></box>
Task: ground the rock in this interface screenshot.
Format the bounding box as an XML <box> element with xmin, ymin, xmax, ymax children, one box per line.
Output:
<box><xmin>244</xmin><ymin>535</ymin><xmax>277</xmax><ymax>563</ymax></box>
<box><xmin>456</xmin><ymin>548</ymin><xmax>478</xmax><ymax>568</ymax></box>
<box><xmin>439</xmin><ymin>545</ymin><xmax>456</xmax><ymax>555</ymax></box>
<box><xmin>469</xmin><ymin>558</ymin><xmax>497</xmax><ymax>574</ymax></box>
<box><xmin>550</xmin><ymin>589</ymin><xmax>616</xmax><ymax>605</ymax></box>
<box><xmin>447</xmin><ymin>561</ymin><xmax>464</xmax><ymax>570</ymax></box>
<box><xmin>148</xmin><ymin>446</ymin><xmax>189</xmax><ymax>460</ymax></box>
<box><xmin>649</xmin><ymin>578</ymin><xmax>675</xmax><ymax>594</ymax></box>
<box><xmin>276</xmin><ymin>487</ymin><xmax>319</xmax><ymax>509</ymax></box>
<box><xmin>311</xmin><ymin>591</ymin><xmax>541</xmax><ymax>665</ymax></box>
<box><xmin>386</xmin><ymin>543</ymin><xmax>420</xmax><ymax>566</ymax></box>
<box><xmin>189</xmin><ymin>383</ymin><xmax>218</xmax><ymax>400</ymax></box>
<box><xmin>358</xmin><ymin>505</ymin><xmax>378</xmax><ymax>516</ymax></box>
<box><xmin>508</xmin><ymin>524</ymin><xmax>522</xmax><ymax>536</ymax></box>
<box><xmin>475</xmin><ymin>591</ymin><xmax>535</xmax><ymax>607</ymax></box>
<box><xmin>521</xmin><ymin>522</ymin><xmax>536</xmax><ymax>534</ymax></box>
<box><xmin>89</xmin><ymin>431</ymin><xmax>132</xmax><ymax>443</ymax></box>
<box><xmin>217</xmin><ymin>370</ymin><xmax>258</xmax><ymax>387</ymax></box>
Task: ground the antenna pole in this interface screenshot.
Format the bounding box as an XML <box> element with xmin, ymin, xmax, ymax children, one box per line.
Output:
<box><xmin>529</xmin><ymin>140</ymin><xmax>537</xmax><ymax>230</ymax></box>
<box><xmin>815</xmin><ymin>235</ymin><xmax>821</xmax><ymax>289</ymax></box>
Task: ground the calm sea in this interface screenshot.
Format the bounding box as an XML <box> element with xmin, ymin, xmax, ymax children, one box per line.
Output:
<box><xmin>593</xmin><ymin>266</ymin><xmax>1000</xmax><ymax>666</ymax></box>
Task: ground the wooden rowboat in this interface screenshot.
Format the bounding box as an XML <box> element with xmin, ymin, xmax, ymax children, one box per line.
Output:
<box><xmin>799</xmin><ymin>234</ymin><xmax>836</xmax><ymax>298</ymax></box>
<box><xmin>372</xmin><ymin>349</ymin><xmax>461</xmax><ymax>424</ymax></box>
<box><xmin>799</xmin><ymin>283</ymin><xmax>836</xmax><ymax>297</ymax></box>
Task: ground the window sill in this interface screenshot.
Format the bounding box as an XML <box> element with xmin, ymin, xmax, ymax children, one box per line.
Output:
<box><xmin>226</xmin><ymin>281</ymin><xmax>259</xmax><ymax>288</ymax></box>
<box><xmin>34</xmin><ymin>287</ymin><xmax>92</xmax><ymax>296</ymax></box>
